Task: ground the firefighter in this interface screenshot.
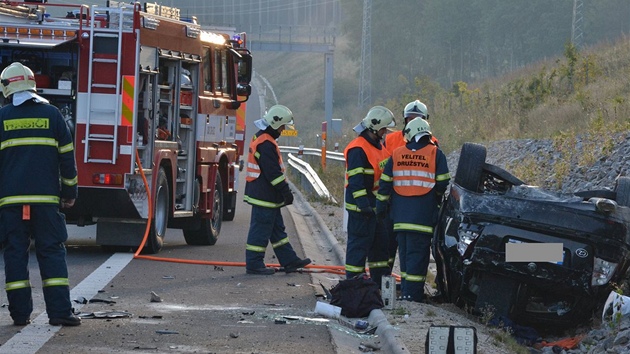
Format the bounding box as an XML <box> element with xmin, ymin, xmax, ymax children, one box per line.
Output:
<box><xmin>382</xmin><ymin>100</ymin><xmax>437</xmax><ymax>274</ymax></box>
<box><xmin>376</xmin><ymin>117</ymin><xmax>450</xmax><ymax>302</ymax></box>
<box><xmin>243</xmin><ymin>105</ymin><xmax>311</xmax><ymax>275</ymax></box>
<box><xmin>384</xmin><ymin>100</ymin><xmax>438</xmax><ymax>155</ymax></box>
<box><xmin>0</xmin><ymin>62</ymin><xmax>80</xmax><ymax>326</ymax></box>
<box><xmin>344</xmin><ymin>105</ymin><xmax>394</xmax><ymax>286</ymax></box>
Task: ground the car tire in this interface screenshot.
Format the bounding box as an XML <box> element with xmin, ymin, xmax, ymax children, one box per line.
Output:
<box><xmin>454</xmin><ymin>142</ymin><xmax>487</xmax><ymax>192</ymax></box>
<box><xmin>615</xmin><ymin>176</ymin><xmax>630</xmax><ymax>207</ymax></box>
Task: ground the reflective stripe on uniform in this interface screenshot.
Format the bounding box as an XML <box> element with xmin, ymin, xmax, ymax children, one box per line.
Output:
<box><xmin>246</xmin><ymin>162</ymin><xmax>261</xmax><ymax>179</ymax></box>
<box><xmin>347</xmin><ymin>167</ymin><xmax>365</xmax><ymax>177</ymax></box>
<box><xmin>243</xmin><ymin>195</ymin><xmax>284</xmax><ymax>208</ymax></box>
<box><xmin>270</xmin><ymin>174</ymin><xmax>285</xmax><ymax>186</ymax></box>
<box><xmin>272</xmin><ymin>237</ymin><xmax>290</xmax><ymax>248</ymax></box>
<box><xmin>393</xmin><ymin>223</ymin><xmax>433</xmax><ymax>234</ymax></box>
<box><xmin>375</xmin><ymin>192</ymin><xmax>389</xmax><ymax>201</ymax></box>
<box><xmin>392</xmin><ymin>170</ymin><xmax>435</xmax><ymax>179</ymax></box>
<box><xmin>436</xmin><ymin>172</ymin><xmax>452</xmax><ymax>181</ymax></box>
<box><xmin>345</xmin><ymin>264</ymin><xmax>365</xmax><ymax>273</ymax></box>
<box><xmin>393</xmin><ymin>179</ymin><xmax>435</xmax><ymax>188</ymax></box>
<box><xmin>58</xmin><ymin>142</ymin><xmax>74</xmax><ymax>154</ymax></box>
<box><xmin>0</xmin><ymin>137</ymin><xmax>57</xmax><ymax>150</ymax></box>
<box><xmin>0</xmin><ymin>195</ymin><xmax>60</xmax><ymax>207</ymax></box>
<box><xmin>367</xmin><ymin>261</ymin><xmax>389</xmax><ymax>269</ymax></box>
<box><xmin>352</xmin><ymin>189</ymin><xmax>367</xmax><ymax>198</ymax></box>
<box><xmin>5</xmin><ymin>280</ymin><xmax>30</xmax><ymax>291</ymax></box>
<box><xmin>43</xmin><ymin>278</ymin><xmax>69</xmax><ymax>287</ymax></box>
<box><xmin>344</xmin><ymin>203</ymin><xmax>373</xmax><ymax>213</ymax></box>
<box><xmin>62</xmin><ymin>176</ymin><xmax>78</xmax><ymax>186</ymax></box>
<box><xmin>246</xmin><ymin>244</ymin><xmax>266</xmax><ymax>252</ymax></box>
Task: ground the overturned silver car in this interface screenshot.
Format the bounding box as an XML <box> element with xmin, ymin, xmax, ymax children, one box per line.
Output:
<box><xmin>433</xmin><ymin>142</ymin><xmax>630</xmax><ymax>330</ymax></box>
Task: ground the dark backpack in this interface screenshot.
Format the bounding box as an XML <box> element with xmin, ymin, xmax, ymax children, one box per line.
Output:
<box><xmin>330</xmin><ymin>274</ymin><xmax>384</xmax><ymax>318</ymax></box>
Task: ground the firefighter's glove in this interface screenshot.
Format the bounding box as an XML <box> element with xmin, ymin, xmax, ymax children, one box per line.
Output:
<box><xmin>281</xmin><ymin>187</ymin><xmax>294</xmax><ymax>206</ymax></box>
<box><xmin>360</xmin><ymin>206</ymin><xmax>375</xmax><ymax>217</ymax></box>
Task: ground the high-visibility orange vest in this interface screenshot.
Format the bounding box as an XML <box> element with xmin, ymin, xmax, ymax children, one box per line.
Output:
<box><xmin>246</xmin><ymin>134</ymin><xmax>284</xmax><ymax>182</ymax></box>
<box><xmin>391</xmin><ymin>144</ymin><xmax>437</xmax><ymax>196</ymax></box>
<box><xmin>344</xmin><ymin>137</ymin><xmax>389</xmax><ymax>191</ymax></box>
<box><xmin>384</xmin><ymin>130</ymin><xmax>405</xmax><ymax>156</ymax></box>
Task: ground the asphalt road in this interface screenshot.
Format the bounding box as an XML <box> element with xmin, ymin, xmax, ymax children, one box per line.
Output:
<box><xmin>0</xmin><ymin>198</ymin><xmax>350</xmax><ymax>354</ymax></box>
<box><xmin>0</xmin><ymin>83</ymin><xmax>374</xmax><ymax>354</ymax></box>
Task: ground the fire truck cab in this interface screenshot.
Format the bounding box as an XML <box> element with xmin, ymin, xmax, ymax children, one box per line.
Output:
<box><xmin>0</xmin><ymin>1</ymin><xmax>253</xmax><ymax>253</ymax></box>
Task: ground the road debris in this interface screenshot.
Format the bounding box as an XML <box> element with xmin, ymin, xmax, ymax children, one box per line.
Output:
<box><xmin>150</xmin><ymin>291</ymin><xmax>162</xmax><ymax>302</ymax></box>
<box><xmin>73</xmin><ymin>296</ymin><xmax>116</xmax><ymax>304</ymax></box>
<box><xmin>77</xmin><ymin>311</ymin><xmax>132</xmax><ymax>319</ymax></box>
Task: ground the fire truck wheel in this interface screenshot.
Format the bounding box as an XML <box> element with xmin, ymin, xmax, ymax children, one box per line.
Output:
<box><xmin>183</xmin><ymin>171</ymin><xmax>223</xmax><ymax>245</ymax></box>
<box><xmin>144</xmin><ymin>167</ymin><xmax>168</xmax><ymax>254</ymax></box>
<box><xmin>223</xmin><ymin>204</ymin><xmax>236</xmax><ymax>221</ymax></box>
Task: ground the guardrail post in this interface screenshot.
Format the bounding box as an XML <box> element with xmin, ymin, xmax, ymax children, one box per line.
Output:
<box><xmin>321</xmin><ymin>121</ymin><xmax>327</xmax><ymax>170</ymax></box>
<box><xmin>334</xmin><ymin>142</ymin><xmax>339</xmax><ymax>152</ymax></box>
<box><xmin>298</xmin><ymin>144</ymin><xmax>304</xmax><ymax>159</ymax></box>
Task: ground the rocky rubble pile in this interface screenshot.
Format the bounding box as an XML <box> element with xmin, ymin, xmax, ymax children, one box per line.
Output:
<box><xmin>448</xmin><ymin>133</ymin><xmax>630</xmax><ymax>195</ymax></box>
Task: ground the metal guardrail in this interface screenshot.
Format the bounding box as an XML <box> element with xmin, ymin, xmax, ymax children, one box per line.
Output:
<box><xmin>279</xmin><ymin>146</ymin><xmax>342</xmax><ymax>204</ymax></box>
<box><xmin>280</xmin><ymin>146</ymin><xmax>344</xmax><ymax>161</ymax></box>
<box><xmin>286</xmin><ymin>153</ymin><xmax>337</xmax><ymax>204</ymax></box>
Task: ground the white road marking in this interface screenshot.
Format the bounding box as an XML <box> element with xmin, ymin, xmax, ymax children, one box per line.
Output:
<box><xmin>0</xmin><ymin>253</ymin><xmax>134</xmax><ymax>354</ymax></box>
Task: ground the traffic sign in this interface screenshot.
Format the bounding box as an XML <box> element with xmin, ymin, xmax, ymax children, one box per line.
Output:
<box><xmin>281</xmin><ymin>129</ymin><xmax>298</xmax><ymax>137</ymax></box>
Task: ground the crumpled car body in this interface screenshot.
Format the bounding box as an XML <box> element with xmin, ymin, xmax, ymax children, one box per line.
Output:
<box><xmin>433</xmin><ymin>142</ymin><xmax>630</xmax><ymax>330</ymax></box>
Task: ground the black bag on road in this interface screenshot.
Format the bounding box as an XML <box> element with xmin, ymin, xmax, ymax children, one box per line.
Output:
<box><xmin>330</xmin><ymin>274</ymin><xmax>384</xmax><ymax>318</ymax></box>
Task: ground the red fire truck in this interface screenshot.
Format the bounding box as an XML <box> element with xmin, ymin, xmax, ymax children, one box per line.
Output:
<box><xmin>0</xmin><ymin>1</ymin><xmax>253</xmax><ymax>253</ymax></box>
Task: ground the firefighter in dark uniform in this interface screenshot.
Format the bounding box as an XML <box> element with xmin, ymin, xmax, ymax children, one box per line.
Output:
<box><xmin>0</xmin><ymin>62</ymin><xmax>80</xmax><ymax>326</ymax></box>
<box><xmin>376</xmin><ymin>117</ymin><xmax>450</xmax><ymax>302</ymax></box>
<box><xmin>344</xmin><ymin>105</ymin><xmax>395</xmax><ymax>286</ymax></box>
<box><xmin>243</xmin><ymin>105</ymin><xmax>311</xmax><ymax>275</ymax></box>
<box><xmin>384</xmin><ymin>100</ymin><xmax>438</xmax><ymax>155</ymax></box>
<box><xmin>382</xmin><ymin>100</ymin><xmax>438</xmax><ymax>274</ymax></box>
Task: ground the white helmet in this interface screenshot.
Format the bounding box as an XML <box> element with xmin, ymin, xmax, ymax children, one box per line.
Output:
<box><xmin>354</xmin><ymin>105</ymin><xmax>395</xmax><ymax>134</ymax></box>
<box><xmin>1</xmin><ymin>62</ymin><xmax>36</xmax><ymax>98</ymax></box>
<box><xmin>403</xmin><ymin>117</ymin><xmax>432</xmax><ymax>142</ymax></box>
<box><xmin>262</xmin><ymin>104</ymin><xmax>294</xmax><ymax>130</ymax></box>
<box><xmin>403</xmin><ymin>100</ymin><xmax>429</xmax><ymax>120</ymax></box>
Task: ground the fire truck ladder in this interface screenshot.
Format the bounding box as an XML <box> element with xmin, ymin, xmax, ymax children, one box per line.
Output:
<box><xmin>83</xmin><ymin>5</ymin><xmax>132</xmax><ymax>164</ymax></box>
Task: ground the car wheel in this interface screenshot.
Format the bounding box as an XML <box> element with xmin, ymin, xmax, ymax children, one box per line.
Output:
<box><xmin>183</xmin><ymin>172</ymin><xmax>223</xmax><ymax>245</ymax></box>
<box><xmin>454</xmin><ymin>142</ymin><xmax>487</xmax><ymax>192</ymax></box>
<box><xmin>615</xmin><ymin>176</ymin><xmax>630</xmax><ymax>207</ymax></box>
